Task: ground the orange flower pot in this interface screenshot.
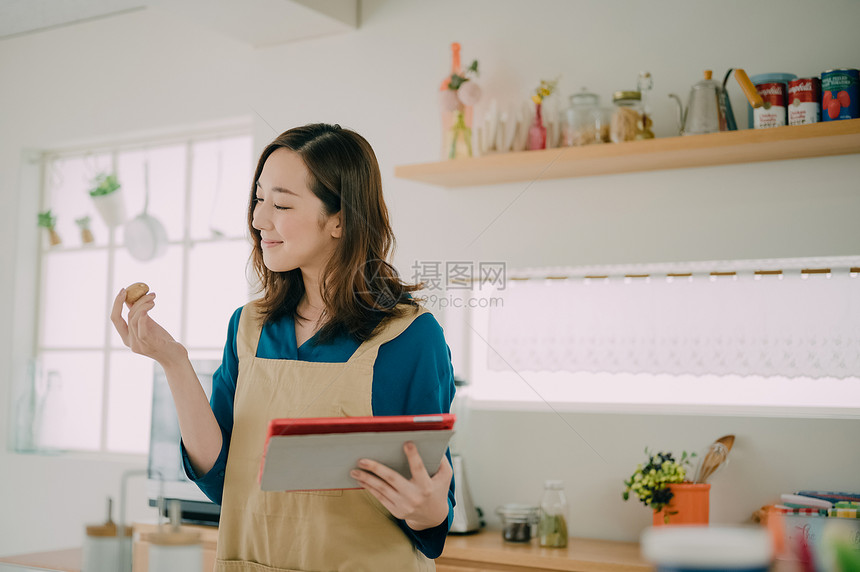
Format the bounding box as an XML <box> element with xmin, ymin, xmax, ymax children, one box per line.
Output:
<box><xmin>652</xmin><ymin>483</ymin><xmax>710</xmax><ymax>526</ymax></box>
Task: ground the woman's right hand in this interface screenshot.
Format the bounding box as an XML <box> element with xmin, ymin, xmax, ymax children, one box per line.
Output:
<box><xmin>110</xmin><ymin>288</ymin><xmax>187</xmax><ymax>366</ymax></box>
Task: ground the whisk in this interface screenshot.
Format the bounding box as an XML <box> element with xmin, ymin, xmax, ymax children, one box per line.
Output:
<box><xmin>694</xmin><ymin>435</ymin><xmax>734</xmax><ymax>483</ymax></box>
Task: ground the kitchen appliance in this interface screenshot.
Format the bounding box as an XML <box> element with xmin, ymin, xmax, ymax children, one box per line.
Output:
<box><xmin>448</xmin><ymin>378</ymin><xmax>484</xmax><ymax>534</ymax></box>
<box><xmin>147</xmin><ymin>360</ymin><xmax>220</xmax><ymax>524</ymax></box>
<box><xmin>669</xmin><ymin>69</ymin><xmax>764</xmax><ymax>135</ymax></box>
<box><xmin>450</xmin><ymin>454</ymin><xmax>483</xmax><ymax>533</ymax></box>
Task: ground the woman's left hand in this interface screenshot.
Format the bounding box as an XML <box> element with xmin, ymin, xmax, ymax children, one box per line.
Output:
<box><xmin>351</xmin><ymin>442</ymin><xmax>453</xmax><ymax>531</ymax></box>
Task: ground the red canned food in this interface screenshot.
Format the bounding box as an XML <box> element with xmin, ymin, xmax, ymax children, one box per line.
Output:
<box><xmin>754</xmin><ymin>82</ymin><xmax>787</xmax><ymax>129</ymax></box>
<box><xmin>821</xmin><ymin>69</ymin><xmax>859</xmax><ymax>121</ymax></box>
<box><xmin>788</xmin><ymin>78</ymin><xmax>821</xmax><ymax>125</ymax></box>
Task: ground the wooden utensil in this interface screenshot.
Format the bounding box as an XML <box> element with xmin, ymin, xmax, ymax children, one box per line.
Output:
<box><xmin>695</xmin><ymin>434</ymin><xmax>734</xmax><ymax>483</ymax></box>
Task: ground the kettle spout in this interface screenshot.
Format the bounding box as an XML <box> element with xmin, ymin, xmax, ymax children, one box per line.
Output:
<box><xmin>668</xmin><ymin>93</ymin><xmax>685</xmax><ymax>136</ymax></box>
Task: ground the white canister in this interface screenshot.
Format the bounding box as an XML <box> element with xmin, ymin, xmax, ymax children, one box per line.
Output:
<box><xmin>82</xmin><ymin>523</ymin><xmax>132</xmax><ymax>572</ymax></box>
<box><xmin>641</xmin><ymin>525</ymin><xmax>773</xmax><ymax>572</ymax></box>
<box><xmin>147</xmin><ymin>530</ymin><xmax>202</xmax><ymax>572</ymax></box>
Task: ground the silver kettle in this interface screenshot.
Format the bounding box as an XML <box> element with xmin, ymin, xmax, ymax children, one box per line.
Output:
<box><xmin>669</xmin><ymin>69</ymin><xmax>764</xmax><ymax>135</ymax></box>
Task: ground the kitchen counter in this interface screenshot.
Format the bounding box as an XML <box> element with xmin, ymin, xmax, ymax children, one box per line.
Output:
<box><xmin>0</xmin><ymin>532</ymin><xmax>651</xmax><ymax>572</ymax></box>
<box><xmin>437</xmin><ymin>531</ymin><xmax>651</xmax><ymax>571</ymax></box>
<box><xmin>0</xmin><ymin>548</ymin><xmax>80</xmax><ymax>572</ymax></box>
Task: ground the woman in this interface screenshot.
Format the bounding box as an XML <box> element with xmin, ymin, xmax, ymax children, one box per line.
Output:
<box><xmin>111</xmin><ymin>124</ymin><xmax>456</xmax><ymax>571</ymax></box>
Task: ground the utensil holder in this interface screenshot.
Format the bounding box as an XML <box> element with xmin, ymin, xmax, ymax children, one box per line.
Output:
<box><xmin>653</xmin><ymin>483</ymin><xmax>710</xmax><ymax>526</ymax></box>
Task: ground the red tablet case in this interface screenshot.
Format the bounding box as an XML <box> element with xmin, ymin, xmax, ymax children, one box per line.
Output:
<box><xmin>259</xmin><ymin>414</ymin><xmax>456</xmax><ymax>492</ymax></box>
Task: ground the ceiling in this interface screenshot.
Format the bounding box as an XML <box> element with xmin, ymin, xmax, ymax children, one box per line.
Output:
<box><xmin>0</xmin><ymin>0</ymin><xmax>358</xmax><ymax>46</ymax></box>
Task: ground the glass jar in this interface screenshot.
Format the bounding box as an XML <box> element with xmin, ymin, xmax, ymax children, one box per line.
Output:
<box><xmin>496</xmin><ymin>504</ymin><xmax>539</xmax><ymax>543</ymax></box>
<box><xmin>563</xmin><ymin>88</ymin><xmax>602</xmax><ymax>146</ymax></box>
<box><xmin>610</xmin><ymin>90</ymin><xmax>643</xmax><ymax>143</ymax></box>
<box><xmin>538</xmin><ymin>480</ymin><xmax>569</xmax><ymax>548</ymax></box>
<box><xmin>637</xmin><ymin>71</ymin><xmax>655</xmax><ymax>140</ymax></box>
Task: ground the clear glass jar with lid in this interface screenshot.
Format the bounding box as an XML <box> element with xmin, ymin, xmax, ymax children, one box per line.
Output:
<box><xmin>496</xmin><ymin>504</ymin><xmax>539</xmax><ymax>543</ymax></box>
<box><xmin>610</xmin><ymin>90</ymin><xmax>643</xmax><ymax>143</ymax></box>
<box><xmin>563</xmin><ymin>88</ymin><xmax>603</xmax><ymax>146</ymax></box>
<box><xmin>538</xmin><ymin>480</ymin><xmax>569</xmax><ymax>548</ymax></box>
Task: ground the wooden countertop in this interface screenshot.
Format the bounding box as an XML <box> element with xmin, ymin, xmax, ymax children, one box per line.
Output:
<box><xmin>0</xmin><ymin>548</ymin><xmax>81</xmax><ymax>572</ymax></box>
<box><xmin>438</xmin><ymin>531</ymin><xmax>652</xmax><ymax>571</ymax></box>
<box><xmin>0</xmin><ymin>531</ymin><xmax>652</xmax><ymax>572</ymax></box>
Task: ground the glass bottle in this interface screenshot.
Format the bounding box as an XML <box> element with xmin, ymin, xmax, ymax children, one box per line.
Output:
<box><xmin>439</xmin><ymin>42</ymin><xmax>473</xmax><ymax>160</ymax></box>
<box><xmin>609</xmin><ymin>91</ymin><xmax>643</xmax><ymax>143</ymax></box>
<box><xmin>538</xmin><ymin>480</ymin><xmax>569</xmax><ymax>548</ymax></box>
<box><xmin>528</xmin><ymin>102</ymin><xmax>547</xmax><ymax>150</ymax></box>
<box><xmin>563</xmin><ymin>88</ymin><xmax>602</xmax><ymax>146</ymax></box>
<box><xmin>636</xmin><ymin>71</ymin><xmax>655</xmax><ymax>140</ymax></box>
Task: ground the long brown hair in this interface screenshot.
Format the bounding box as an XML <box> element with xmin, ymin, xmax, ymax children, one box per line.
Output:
<box><xmin>248</xmin><ymin>123</ymin><xmax>421</xmax><ymax>342</ymax></box>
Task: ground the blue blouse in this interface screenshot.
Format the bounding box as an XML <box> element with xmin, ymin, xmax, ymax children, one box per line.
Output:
<box><xmin>182</xmin><ymin>306</ymin><xmax>457</xmax><ymax>559</ymax></box>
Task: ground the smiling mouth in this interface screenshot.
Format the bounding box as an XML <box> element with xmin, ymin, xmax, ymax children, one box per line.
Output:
<box><xmin>261</xmin><ymin>240</ymin><xmax>283</xmax><ymax>248</ymax></box>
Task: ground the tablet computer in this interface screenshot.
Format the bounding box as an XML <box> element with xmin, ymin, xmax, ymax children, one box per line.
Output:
<box><xmin>259</xmin><ymin>414</ymin><xmax>455</xmax><ymax>492</ymax></box>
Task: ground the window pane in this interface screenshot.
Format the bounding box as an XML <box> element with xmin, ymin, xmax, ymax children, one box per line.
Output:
<box><xmin>34</xmin><ymin>351</ymin><xmax>104</xmax><ymax>451</ymax></box>
<box><xmin>106</xmin><ymin>351</ymin><xmax>154</xmax><ymax>454</ymax></box>
<box><xmin>118</xmin><ymin>145</ymin><xmax>187</xmax><ymax>242</ymax></box>
<box><xmin>110</xmin><ymin>246</ymin><xmax>184</xmax><ymax>348</ymax></box>
<box><xmin>40</xmin><ymin>250</ymin><xmax>109</xmax><ymax>348</ymax></box>
<box><xmin>185</xmin><ymin>240</ymin><xmax>253</xmax><ymax>348</ymax></box>
<box><xmin>189</xmin><ymin>136</ymin><xmax>254</xmax><ymax>240</ymax></box>
<box><xmin>46</xmin><ymin>153</ymin><xmax>113</xmax><ymax>248</ymax></box>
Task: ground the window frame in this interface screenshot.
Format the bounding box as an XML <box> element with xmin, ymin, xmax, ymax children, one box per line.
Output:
<box><xmin>442</xmin><ymin>259</ymin><xmax>860</xmax><ymax>420</ymax></box>
<box><xmin>23</xmin><ymin>122</ymin><xmax>255</xmax><ymax>457</ymax></box>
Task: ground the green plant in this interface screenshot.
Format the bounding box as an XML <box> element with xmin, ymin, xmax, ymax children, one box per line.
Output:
<box><xmin>622</xmin><ymin>448</ymin><xmax>696</xmax><ymax>516</ymax></box>
<box><xmin>88</xmin><ymin>173</ymin><xmax>121</xmax><ymax>197</ymax></box>
<box><xmin>37</xmin><ymin>210</ymin><xmax>57</xmax><ymax>229</ymax></box>
<box><xmin>445</xmin><ymin>59</ymin><xmax>479</xmax><ymax>91</ymax></box>
<box><xmin>531</xmin><ymin>77</ymin><xmax>560</xmax><ymax>105</ymax></box>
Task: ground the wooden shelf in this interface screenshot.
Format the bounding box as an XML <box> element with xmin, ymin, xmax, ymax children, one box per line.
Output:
<box><xmin>394</xmin><ymin>118</ymin><xmax>860</xmax><ymax>187</ymax></box>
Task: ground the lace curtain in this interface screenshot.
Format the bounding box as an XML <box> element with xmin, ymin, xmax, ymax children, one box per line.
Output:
<box><xmin>486</xmin><ymin>257</ymin><xmax>860</xmax><ymax>378</ymax></box>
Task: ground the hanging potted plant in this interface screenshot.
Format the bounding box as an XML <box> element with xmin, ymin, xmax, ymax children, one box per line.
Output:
<box><xmin>88</xmin><ymin>172</ymin><xmax>126</xmax><ymax>228</ymax></box>
<box><xmin>37</xmin><ymin>210</ymin><xmax>62</xmax><ymax>246</ymax></box>
<box><xmin>75</xmin><ymin>215</ymin><xmax>95</xmax><ymax>244</ymax></box>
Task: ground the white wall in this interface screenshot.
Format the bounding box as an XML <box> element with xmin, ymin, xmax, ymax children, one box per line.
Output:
<box><xmin>2</xmin><ymin>0</ymin><xmax>859</xmax><ymax>555</ymax></box>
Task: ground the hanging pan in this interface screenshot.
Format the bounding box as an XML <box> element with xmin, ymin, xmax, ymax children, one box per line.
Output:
<box><xmin>124</xmin><ymin>161</ymin><xmax>168</xmax><ymax>261</ymax></box>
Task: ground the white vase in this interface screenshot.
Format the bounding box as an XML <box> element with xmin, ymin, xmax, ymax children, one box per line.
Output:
<box><xmin>91</xmin><ymin>189</ymin><xmax>127</xmax><ymax>228</ymax></box>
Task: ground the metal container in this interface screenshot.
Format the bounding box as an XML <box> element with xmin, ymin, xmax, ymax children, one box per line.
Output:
<box><xmin>787</xmin><ymin>78</ymin><xmax>821</xmax><ymax>125</ymax></box>
<box><xmin>748</xmin><ymin>73</ymin><xmax>796</xmax><ymax>128</ymax></box>
<box><xmin>821</xmin><ymin>68</ymin><xmax>859</xmax><ymax>121</ymax></box>
<box><xmin>753</xmin><ymin>82</ymin><xmax>787</xmax><ymax>129</ymax></box>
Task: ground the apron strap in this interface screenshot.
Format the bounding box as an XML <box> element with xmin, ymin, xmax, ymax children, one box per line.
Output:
<box><xmin>347</xmin><ymin>304</ymin><xmax>428</xmax><ymax>366</ymax></box>
<box><xmin>237</xmin><ymin>301</ymin><xmax>428</xmax><ymax>364</ymax></box>
<box><xmin>236</xmin><ymin>300</ymin><xmax>264</xmax><ymax>361</ymax></box>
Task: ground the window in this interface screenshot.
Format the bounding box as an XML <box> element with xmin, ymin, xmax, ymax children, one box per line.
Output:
<box><xmin>447</xmin><ymin>256</ymin><xmax>860</xmax><ymax>418</ymax></box>
<box><xmin>18</xmin><ymin>128</ymin><xmax>255</xmax><ymax>455</ymax></box>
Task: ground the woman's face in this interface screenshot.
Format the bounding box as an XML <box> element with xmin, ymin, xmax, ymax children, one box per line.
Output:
<box><xmin>252</xmin><ymin>148</ymin><xmax>342</xmax><ymax>276</ymax></box>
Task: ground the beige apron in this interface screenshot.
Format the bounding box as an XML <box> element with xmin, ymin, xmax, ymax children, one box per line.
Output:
<box><xmin>214</xmin><ymin>301</ymin><xmax>436</xmax><ymax>572</ymax></box>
